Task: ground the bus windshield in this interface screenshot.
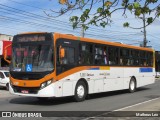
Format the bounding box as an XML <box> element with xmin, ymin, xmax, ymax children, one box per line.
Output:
<box><xmin>10</xmin><ymin>44</ymin><xmax>54</xmax><ymax>72</ymax></box>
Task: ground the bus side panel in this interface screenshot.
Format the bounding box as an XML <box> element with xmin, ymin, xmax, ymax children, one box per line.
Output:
<box><xmin>104</xmin><ymin>67</ymin><xmax>124</xmax><ymax>91</ymax></box>
<box><xmin>72</xmin><ymin>70</ymin><xmax>95</xmax><ymax>95</ymax></box>
<box><xmin>62</xmin><ymin>81</ymin><xmax>73</xmax><ymax>96</ymax></box>
<box><xmin>123</xmin><ymin>67</ymin><xmax>155</xmax><ymax>88</ymax></box>
<box><xmin>92</xmin><ymin>70</ymin><xmax>104</xmax><ymax>93</ymax></box>
<box><xmin>137</xmin><ymin>68</ymin><xmax>155</xmax><ymax>87</ymax></box>
<box><xmin>123</xmin><ymin>68</ymin><xmax>139</xmax><ymax>89</ymax></box>
<box><xmin>54</xmin><ymin>81</ymin><xmax>63</xmax><ymax>97</ymax></box>
<box><xmin>54</xmin><ymin>67</ymin><xmax>155</xmax><ymax>98</ymax></box>
<box><xmin>61</xmin><ymin>73</ymin><xmax>78</xmax><ymax>97</ymax></box>
<box><xmin>75</xmin><ymin>70</ymin><xmax>102</xmax><ymax>94</ymax></box>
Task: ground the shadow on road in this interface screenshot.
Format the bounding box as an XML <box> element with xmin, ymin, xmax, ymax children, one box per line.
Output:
<box><xmin>9</xmin><ymin>87</ymin><xmax>150</xmax><ymax>106</ymax></box>
<box><xmin>87</xmin><ymin>87</ymin><xmax>150</xmax><ymax>100</ymax></box>
<box><xmin>9</xmin><ymin>96</ymin><xmax>74</xmax><ymax>106</ymax></box>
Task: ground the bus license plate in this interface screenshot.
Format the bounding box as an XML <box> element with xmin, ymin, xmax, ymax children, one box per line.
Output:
<box><xmin>21</xmin><ymin>90</ymin><xmax>29</xmax><ymax>94</ymax></box>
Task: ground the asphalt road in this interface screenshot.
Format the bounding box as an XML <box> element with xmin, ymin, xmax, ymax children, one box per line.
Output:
<box><xmin>0</xmin><ymin>80</ymin><xmax>160</xmax><ymax>119</ymax></box>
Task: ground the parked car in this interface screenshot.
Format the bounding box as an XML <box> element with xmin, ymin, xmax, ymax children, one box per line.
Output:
<box><xmin>0</xmin><ymin>70</ymin><xmax>9</xmax><ymax>90</ymax></box>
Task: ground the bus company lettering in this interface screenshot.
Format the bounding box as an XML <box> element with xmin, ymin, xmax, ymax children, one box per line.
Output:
<box><xmin>87</xmin><ymin>73</ymin><xmax>94</xmax><ymax>76</ymax></box>
<box><xmin>80</xmin><ymin>73</ymin><xmax>87</xmax><ymax>77</ymax></box>
<box><xmin>80</xmin><ymin>73</ymin><xmax>94</xmax><ymax>77</ymax></box>
<box><xmin>99</xmin><ymin>73</ymin><xmax>105</xmax><ymax>76</ymax></box>
<box><xmin>99</xmin><ymin>73</ymin><xmax>110</xmax><ymax>76</ymax></box>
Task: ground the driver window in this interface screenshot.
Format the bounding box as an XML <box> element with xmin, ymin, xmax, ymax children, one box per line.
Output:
<box><xmin>60</xmin><ymin>47</ymin><xmax>75</xmax><ymax>64</ymax></box>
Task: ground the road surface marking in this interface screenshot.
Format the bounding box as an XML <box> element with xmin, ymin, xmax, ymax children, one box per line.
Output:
<box><xmin>113</xmin><ymin>97</ymin><xmax>160</xmax><ymax>111</ymax></box>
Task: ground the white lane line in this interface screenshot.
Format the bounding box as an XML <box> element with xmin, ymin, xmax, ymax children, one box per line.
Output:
<box><xmin>113</xmin><ymin>97</ymin><xmax>160</xmax><ymax>111</ymax></box>
<box><xmin>82</xmin><ymin>97</ymin><xmax>160</xmax><ymax>120</ymax></box>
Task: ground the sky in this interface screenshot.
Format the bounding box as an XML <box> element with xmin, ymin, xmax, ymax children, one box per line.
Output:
<box><xmin>0</xmin><ymin>0</ymin><xmax>160</xmax><ymax>50</ymax></box>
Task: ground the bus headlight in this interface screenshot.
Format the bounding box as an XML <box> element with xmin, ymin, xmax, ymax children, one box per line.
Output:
<box><xmin>40</xmin><ymin>79</ymin><xmax>53</xmax><ymax>89</ymax></box>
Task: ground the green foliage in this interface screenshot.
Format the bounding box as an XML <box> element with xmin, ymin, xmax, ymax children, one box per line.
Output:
<box><xmin>81</xmin><ymin>0</ymin><xmax>85</xmax><ymax>4</ymax></box>
<box><xmin>147</xmin><ymin>17</ymin><xmax>153</xmax><ymax>24</ymax></box>
<box><xmin>97</xmin><ymin>7</ymin><xmax>103</xmax><ymax>13</ymax></box>
<box><xmin>70</xmin><ymin>16</ymin><xmax>79</xmax><ymax>29</ymax></box>
<box><xmin>100</xmin><ymin>21</ymin><xmax>107</xmax><ymax>28</ymax></box>
<box><xmin>57</xmin><ymin>0</ymin><xmax>159</xmax><ymax>30</ymax></box>
<box><xmin>123</xmin><ymin>22</ymin><xmax>129</xmax><ymax>27</ymax></box>
<box><xmin>72</xmin><ymin>22</ymin><xmax>78</xmax><ymax>29</ymax></box>
<box><xmin>70</xmin><ymin>16</ymin><xmax>78</xmax><ymax>22</ymax></box>
<box><xmin>104</xmin><ymin>1</ymin><xmax>112</xmax><ymax>7</ymax></box>
<box><xmin>135</xmin><ymin>8</ymin><xmax>142</xmax><ymax>16</ymax></box>
<box><xmin>142</xmin><ymin>7</ymin><xmax>150</xmax><ymax>14</ymax></box>
<box><xmin>90</xmin><ymin>19</ymin><xmax>97</xmax><ymax>26</ymax></box>
<box><xmin>127</xmin><ymin>5</ymin><xmax>133</xmax><ymax>11</ymax></box>
<box><xmin>133</xmin><ymin>2</ymin><xmax>141</xmax><ymax>9</ymax></box>
<box><xmin>82</xmin><ymin>24</ymin><xmax>89</xmax><ymax>30</ymax></box>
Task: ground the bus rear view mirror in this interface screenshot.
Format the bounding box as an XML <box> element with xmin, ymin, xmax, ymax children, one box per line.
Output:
<box><xmin>60</xmin><ymin>47</ymin><xmax>65</xmax><ymax>58</ymax></box>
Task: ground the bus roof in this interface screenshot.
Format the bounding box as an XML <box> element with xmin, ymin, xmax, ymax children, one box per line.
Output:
<box><xmin>15</xmin><ymin>32</ymin><xmax>153</xmax><ymax>52</ymax></box>
<box><xmin>17</xmin><ymin>32</ymin><xmax>48</xmax><ymax>35</ymax></box>
<box><xmin>55</xmin><ymin>32</ymin><xmax>154</xmax><ymax>52</ymax></box>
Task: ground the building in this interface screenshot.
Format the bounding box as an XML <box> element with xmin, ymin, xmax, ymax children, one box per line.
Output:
<box><xmin>0</xmin><ymin>34</ymin><xmax>12</xmax><ymax>68</ymax></box>
<box><xmin>0</xmin><ymin>34</ymin><xmax>13</xmax><ymax>41</ymax></box>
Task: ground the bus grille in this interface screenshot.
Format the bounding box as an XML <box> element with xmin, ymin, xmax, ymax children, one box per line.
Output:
<box><xmin>12</xmin><ymin>85</ymin><xmax>40</xmax><ymax>94</ymax></box>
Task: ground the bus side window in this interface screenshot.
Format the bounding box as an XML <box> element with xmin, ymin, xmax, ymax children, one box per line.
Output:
<box><xmin>79</xmin><ymin>43</ymin><xmax>93</xmax><ymax>65</ymax></box>
<box><xmin>120</xmin><ymin>48</ymin><xmax>130</xmax><ymax>66</ymax></box>
<box><xmin>104</xmin><ymin>47</ymin><xmax>108</xmax><ymax>65</ymax></box>
<box><xmin>94</xmin><ymin>46</ymin><xmax>108</xmax><ymax>65</ymax></box>
<box><xmin>94</xmin><ymin>47</ymin><xmax>103</xmax><ymax>65</ymax></box>
<box><xmin>108</xmin><ymin>47</ymin><xmax>118</xmax><ymax>65</ymax></box>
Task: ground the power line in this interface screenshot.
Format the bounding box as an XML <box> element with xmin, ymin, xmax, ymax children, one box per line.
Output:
<box><xmin>0</xmin><ymin>2</ymin><xmax>159</xmax><ymax>49</ymax></box>
<box><xmin>0</xmin><ymin>4</ymin><xmax>70</xmax><ymax>25</ymax></box>
<box><xmin>6</xmin><ymin>0</ymin><xmax>49</xmax><ymax>11</ymax></box>
<box><xmin>0</xmin><ymin>3</ymin><xmax>147</xmax><ymax>37</ymax></box>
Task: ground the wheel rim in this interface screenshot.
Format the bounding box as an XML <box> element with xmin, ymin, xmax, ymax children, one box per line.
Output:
<box><xmin>77</xmin><ymin>85</ymin><xmax>85</xmax><ymax>98</ymax></box>
<box><xmin>130</xmin><ymin>80</ymin><xmax>135</xmax><ymax>90</ymax></box>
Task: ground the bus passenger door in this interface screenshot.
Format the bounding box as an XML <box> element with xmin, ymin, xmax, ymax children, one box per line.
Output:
<box><xmin>56</xmin><ymin>39</ymin><xmax>79</xmax><ymax>96</ymax></box>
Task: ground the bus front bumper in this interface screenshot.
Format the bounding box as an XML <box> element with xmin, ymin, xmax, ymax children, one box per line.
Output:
<box><xmin>9</xmin><ymin>83</ymin><xmax>55</xmax><ymax>97</ymax></box>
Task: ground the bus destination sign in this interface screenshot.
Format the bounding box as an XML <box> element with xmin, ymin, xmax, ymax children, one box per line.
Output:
<box><xmin>16</xmin><ymin>35</ymin><xmax>45</xmax><ymax>42</ymax></box>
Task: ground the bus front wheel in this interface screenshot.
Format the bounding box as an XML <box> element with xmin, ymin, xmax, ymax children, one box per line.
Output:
<box><xmin>129</xmin><ymin>78</ymin><xmax>136</xmax><ymax>93</ymax></box>
<box><xmin>74</xmin><ymin>81</ymin><xmax>87</xmax><ymax>102</ymax></box>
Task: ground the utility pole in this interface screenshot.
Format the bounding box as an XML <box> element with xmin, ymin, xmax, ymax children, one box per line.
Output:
<box><xmin>81</xmin><ymin>25</ymin><xmax>85</xmax><ymax>37</ymax></box>
<box><xmin>142</xmin><ymin>13</ymin><xmax>147</xmax><ymax>47</ymax></box>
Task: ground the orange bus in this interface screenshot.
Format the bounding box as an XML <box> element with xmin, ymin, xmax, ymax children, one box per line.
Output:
<box><xmin>7</xmin><ymin>32</ymin><xmax>155</xmax><ymax>102</ymax></box>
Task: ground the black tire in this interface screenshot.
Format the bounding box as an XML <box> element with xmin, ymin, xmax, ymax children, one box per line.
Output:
<box><xmin>6</xmin><ymin>83</ymin><xmax>9</xmax><ymax>91</ymax></box>
<box><xmin>74</xmin><ymin>81</ymin><xmax>87</xmax><ymax>102</ymax></box>
<box><xmin>129</xmin><ymin>78</ymin><xmax>136</xmax><ymax>93</ymax></box>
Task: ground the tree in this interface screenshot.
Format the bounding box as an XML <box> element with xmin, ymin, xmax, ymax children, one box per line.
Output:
<box><xmin>48</xmin><ymin>0</ymin><xmax>160</xmax><ymax>30</ymax></box>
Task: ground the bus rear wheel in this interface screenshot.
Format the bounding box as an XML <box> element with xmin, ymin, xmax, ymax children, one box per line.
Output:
<box><xmin>74</xmin><ymin>81</ymin><xmax>87</xmax><ymax>102</ymax></box>
<box><xmin>129</xmin><ymin>78</ymin><xmax>136</xmax><ymax>93</ymax></box>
